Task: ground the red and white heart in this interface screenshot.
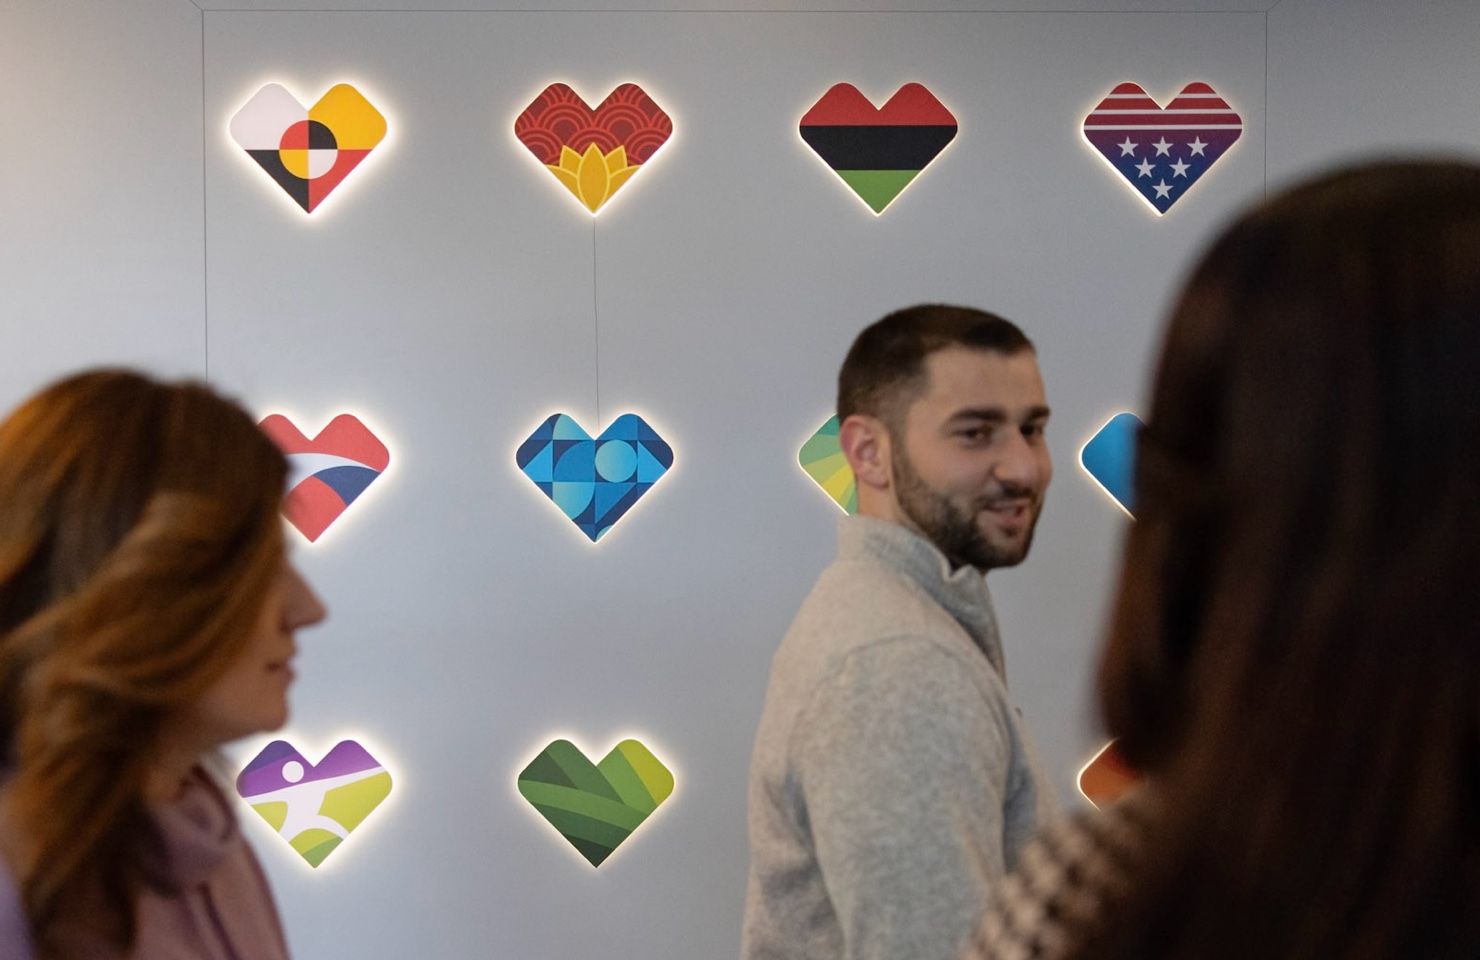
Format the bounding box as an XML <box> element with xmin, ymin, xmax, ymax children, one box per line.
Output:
<box><xmin>259</xmin><ymin>414</ymin><xmax>389</xmax><ymax>543</ymax></box>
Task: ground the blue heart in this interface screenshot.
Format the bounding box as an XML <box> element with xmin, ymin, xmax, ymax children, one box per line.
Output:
<box><xmin>516</xmin><ymin>413</ymin><xmax>674</xmax><ymax>542</ymax></box>
<box><xmin>1080</xmin><ymin>412</ymin><xmax>1142</xmax><ymax>517</ymax></box>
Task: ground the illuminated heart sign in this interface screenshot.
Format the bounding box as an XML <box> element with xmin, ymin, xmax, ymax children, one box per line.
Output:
<box><xmin>516</xmin><ymin>413</ymin><xmax>673</xmax><ymax>542</ymax></box>
<box><xmin>1080</xmin><ymin>412</ymin><xmax>1142</xmax><ymax>517</ymax></box>
<box><xmin>517</xmin><ymin>739</ymin><xmax>674</xmax><ymax>867</ymax></box>
<box><xmin>1078</xmin><ymin>740</ymin><xmax>1139</xmax><ymax>809</ymax></box>
<box><xmin>229</xmin><ymin>83</ymin><xmax>386</xmax><ymax>213</ymax></box>
<box><xmin>1082</xmin><ymin>82</ymin><xmax>1242</xmax><ymax>214</ymax></box>
<box><xmin>799</xmin><ymin>83</ymin><xmax>957</xmax><ymax>214</ymax></box>
<box><xmin>514</xmin><ymin>83</ymin><xmax>673</xmax><ymax>214</ymax></box>
<box><xmin>799</xmin><ymin>416</ymin><xmax>856</xmax><ymax>514</ymax></box>
<box><xmin>259</xmin><ymin>414</ymin><xmax>390</xmax><ymax>543</ymax></box>
<box><xmin>236</xmin><ymin>740</ymin><xmax>393</xmax><ymax>867</ymax></box>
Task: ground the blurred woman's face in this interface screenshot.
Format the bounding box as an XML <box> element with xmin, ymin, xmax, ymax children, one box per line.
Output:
<box><xmin>185</xmin><ymin>560</ymin><xmax>327</xmax><ymax>748</ymax></box>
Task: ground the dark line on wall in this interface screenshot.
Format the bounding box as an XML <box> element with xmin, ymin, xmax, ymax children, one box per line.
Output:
<box><xmin>592</xmin><ymin>217</ymin><xmax>601</xmax><ymax>427</ymax></box>
<box><xmin>200</xmin><ymin>8</ymin><xmax>211</xmax><ymax>380</ymax></box>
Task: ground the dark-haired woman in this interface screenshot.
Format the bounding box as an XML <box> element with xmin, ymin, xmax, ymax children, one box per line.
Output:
<box><xmin>0</xmin><ymin>370</ymin><xmax>325</xmax><ymax>959</ymax></box>
<box><xmin>968</xmin><ymin>159</ymin><xmax>1480</xmax><ymax>960</ymax></box>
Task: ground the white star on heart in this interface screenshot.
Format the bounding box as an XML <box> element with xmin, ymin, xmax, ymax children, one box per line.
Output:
<box><xmin>1153</xmin><ymin>180</ymin><xmax>1174</xmax><ymax>199</ymax></box>
<box><xmin>1117</xmin><ymin>137</ymin><xmax>1138</xmax><ymax>156</ymax></box>
<box><xmin>1188</xmin><ymin>137</ymin><xmax>1208</xmax><ymax>156</ymax></box>
<box><xmin>1135</xmin><ymin>158</ymin><xmax>1155</xmax><ymax>178</ymax></box>
<box><xmin>1152</xmin><ymin>137</ymin><xmax>1173</xmax><ymax>156</ymax></box>
<box><xmin>1170</xmin><ymin>159</ymin><xmax>1191</xmax><ymax>177</ymax></box>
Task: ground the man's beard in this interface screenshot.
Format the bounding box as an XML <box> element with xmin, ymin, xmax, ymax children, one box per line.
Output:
<box><xmin>891</xmin><ymin>445</ymin><xmax>1041</xmax><ymax>572</ymax></box>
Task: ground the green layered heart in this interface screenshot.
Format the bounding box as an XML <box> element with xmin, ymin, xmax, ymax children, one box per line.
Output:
<box><xmin>517</xmin><ymin>739</ymin><xmax>674</xmax><ymax>867</ymax></box>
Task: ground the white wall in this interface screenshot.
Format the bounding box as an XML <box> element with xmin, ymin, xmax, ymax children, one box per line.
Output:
<box><xmin>3</xmin><ymin>2</ymin><xmax>1478</xmax><ymax>958</ymax></box>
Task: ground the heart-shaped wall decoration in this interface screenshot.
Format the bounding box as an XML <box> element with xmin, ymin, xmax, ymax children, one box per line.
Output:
<box><xmin>799</xmin><ymin>83</ymin><xmax>957</xmax><ymax>214</ymax></box>
<box><xmin>259</xmin><ymin>414</ymin><xmax>390</xmax><ymax>543</ymax></box>
<box><xmin>1079</xmin><ymin>412</ymin><xmax>1142</xmax><ymax>517</ymax></box>
<box><xmin>516</xmin><ymin>413</ymin><xmax>672</xmax><ymax>542</ymax></box>
<box><xmin>514</xmin><ymin>83</ymin><xmax>673</xmax><ymax>213</ymax></box>
<box><xmin>229</xmin><ymin>83</ymin><xmax>386</xmax><ymax>213</ymax></box>
<box><xmin>236</xmin><ymin>740</ymin><xmax>393</xmax><ymax>867</ymax></box>
<box><xmin>799</xmin><ymin>416</ymin><xmax>856</xmax><ymax>514</ymax></box>
<box><xmin>1081</xmin><ymin>82</ymin><xmax>1242</xmax><ymax>214</ymax></box>
<box><xmin>517</xmin><ymin>739</ymin><xmax>674</xmax><ymax>867</ymax></box>
<box><xmin>1078</xmin><ymin>740</ymin><xmax>1139</xmax><ymax>809</ymax></box>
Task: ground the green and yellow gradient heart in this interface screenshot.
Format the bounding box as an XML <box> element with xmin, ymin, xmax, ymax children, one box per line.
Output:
<box><xmin>517</xmin><ymin>738</ymin><xmax>674</xmax><ymax>867</ymax></box>
<box><xmin>799</xmin><ymin>416</ymin><xmax>857</xmax><ymax>514</ymax></box>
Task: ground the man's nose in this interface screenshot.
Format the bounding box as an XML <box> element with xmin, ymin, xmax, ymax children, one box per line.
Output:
<box><xmin>991</xmin><ymin>432</ymin><xmax>1048</xmax><ymax>491</ymax></box>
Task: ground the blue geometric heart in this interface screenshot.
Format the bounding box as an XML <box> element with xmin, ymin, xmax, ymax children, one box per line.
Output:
<box><xmin>1080</xmin><ymin>412</ymin><xmax>1143</xmax><ymax>517</ymax></box>
<box><xmin>516</xmin><ymin>413</ymin><xmax>674</xmax><ymax>541</ymax></box>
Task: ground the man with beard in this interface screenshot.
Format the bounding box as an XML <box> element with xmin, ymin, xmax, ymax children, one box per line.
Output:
<box><xmin>741</xmin><ymin>305</ymin><xmax>1056</xmax><ymax>960</ymax></box>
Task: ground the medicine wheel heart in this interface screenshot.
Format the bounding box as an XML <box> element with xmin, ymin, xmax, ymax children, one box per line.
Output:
<box><xmin>517</xmin><ymin>739</ymin><xmax>674</xmax><ymax>867</ymax></box>
<box><xmin>799</xmin><ymin>83</ymin><xmax>958</xmax><ymax>214</ymax></box>
<box><xmin>1081</xmin><ymin>82</ymin><xmax>1242</xmax><ymax>214</ymax></box>
<box><xmin>514</xmin><ymin>83</ymin><xmax>673</xmax><ymax>213</ymax></box>
<box><xmin>259</xmin><ymin>414</ymin><xmax>389</xmax><ymax>543</ymax></box>
<box><xmin>515</xmin><ymin>413</ymin><xmax>673</xmax><ymax>542</ymax></box>
<box><xmin>236</xmin><ymin>740</ymin><xmax>393</xmax><ymax>868</ymax></box>
<box><xmin>229</xmin><ymin>83</ymin><xmax>386</xmax><ymax>213</ymax></box>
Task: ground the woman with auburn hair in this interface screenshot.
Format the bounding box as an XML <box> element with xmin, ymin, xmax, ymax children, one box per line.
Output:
<box><xmin>0</xmin><ymin>370</ymin><xmax>325</xmax><ymax>959</ymax></box>
<box><xmin>968</xmin><ymin>159</ymin><xmax>1480</xmax><ymax>960</ymax></box>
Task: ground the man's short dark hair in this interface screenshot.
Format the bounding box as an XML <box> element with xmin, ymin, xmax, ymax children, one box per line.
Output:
<box><xmin>837</xmin><ymin>304</ymin><xmax>1034</xmax><ymax>427</ymax></box>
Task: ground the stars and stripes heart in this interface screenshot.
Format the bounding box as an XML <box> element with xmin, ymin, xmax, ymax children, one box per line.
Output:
<box><xmin>1082</xmin><ymin>82</ymin><xmax>1242</xmax><ymax>214</ymax></box>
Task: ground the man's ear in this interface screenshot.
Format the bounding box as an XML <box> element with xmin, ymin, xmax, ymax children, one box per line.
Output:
<box><xmin>839</xmin><ymin>414</ymin><xmax>892</xmax><ymax>492</ymax></box>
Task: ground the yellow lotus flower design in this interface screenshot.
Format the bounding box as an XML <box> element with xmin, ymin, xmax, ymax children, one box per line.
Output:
<box><xmin>547</xmin><ymin>144</ymin><xmax>642</xmax><ymax>213</ymax></box>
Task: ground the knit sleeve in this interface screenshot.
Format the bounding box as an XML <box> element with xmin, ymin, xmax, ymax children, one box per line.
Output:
<box><xmin>790</xmin><ymin>635</ymin><xmax>1016</xmax><ymax>960</ymax></box>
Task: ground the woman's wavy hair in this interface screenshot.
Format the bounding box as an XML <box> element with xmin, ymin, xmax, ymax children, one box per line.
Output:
<box><xmin>1086</xmin><ymin>160</ymin><xmax>1480</xmax><ymax>959</ymax></box>
<box><xmin>0</xmin><ymin>370</ymin><xmax>286</xmax><ymax>956</ymax></box>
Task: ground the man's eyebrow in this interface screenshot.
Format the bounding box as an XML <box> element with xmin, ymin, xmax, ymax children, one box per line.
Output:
<box><xmin>945</xmin><ymin>405</ymin><xmax>1052</xmax><ymax>424</ymax></box>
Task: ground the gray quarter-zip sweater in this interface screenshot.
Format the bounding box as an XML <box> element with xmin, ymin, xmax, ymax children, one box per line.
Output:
<box><xmin>741</xmin><ymin>515</ymin><xmax>1055</xmax><ymax>960</ymax></box>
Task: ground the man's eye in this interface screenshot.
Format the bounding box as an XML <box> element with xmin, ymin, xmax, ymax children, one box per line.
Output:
<box><xmin>1022</xmin><ymin>423</ymin><xmax>1046</xmax><ymax>439</ymax></box>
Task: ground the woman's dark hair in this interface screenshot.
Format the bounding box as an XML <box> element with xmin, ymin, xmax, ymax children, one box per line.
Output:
<box><xmin>1086</xmin><ymin>159</ymin><xmax>1480</xmax><ymax>959</ymax></box>
<box><xmin>0</xmin><ymin>370</ymin><xmax>287</xmax><ymax>957</ymax></box>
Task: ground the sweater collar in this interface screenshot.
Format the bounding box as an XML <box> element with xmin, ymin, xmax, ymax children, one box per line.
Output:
<box><xmin>142</xmin><ymin>767</ymin><xmax>238</xmax><ymax>892</ymax></box>
<box><xmin>837</xmin><ymin>515</ymin><xmax>1006</xmax><ymax>677</ymax></box>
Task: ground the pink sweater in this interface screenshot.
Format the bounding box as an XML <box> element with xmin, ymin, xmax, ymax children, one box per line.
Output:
<box><xmin>1</xmin><ymin>768</ymin><xmax>292</xmax><ymax>959</ymax></box>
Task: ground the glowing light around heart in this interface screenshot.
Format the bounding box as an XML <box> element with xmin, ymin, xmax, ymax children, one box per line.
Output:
<box><xmin>514</xmin><ymin>733</ymin><xmax>677</xmax><ymax>869</ymax></box>
<box><xmin>1079</xmin><ymin>412</ymin><xmax>1142</xmax><ymax>518</ymax></box>
<box><xmin>513</xmin><ymin>82</ymin><xmax>674</xmax><ymax>216</ymax></box>
<box><xmin>259</xmin><ymin>411</ymin><xmax>392</xmax><ymax>545</ymax></box>
<box><xmin>228</xmin><ymin>80</ymin><xmax>390</xmax><ymax>217</ymax></box>
<box><xmin>234</xmin><ymin>733</ymin><xmax>399</xmax><ymax>873</ymax></box>
<box><xmin>798</xmin><ymin>415</ymin><xmax>856</xmax><ymax>514</ymax></box>
<box><xmin>1080</xmin><ymin>81</ymin><xmax>1242</xmax><ymax>216</ymax></box>
<box><xmin>514</xmin><ymin>411</ymin><xmax>675</xmax><ymax>544</ymax></box>
<box><xmin>1077</xmin><ymin>740</ymin><xmax>1139</xmax><ymax>809</ymax></box>
<box><xmin>798</xmin><ymin>83</ymin><xmax>958</xmax><ymax>216</ymax></box>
